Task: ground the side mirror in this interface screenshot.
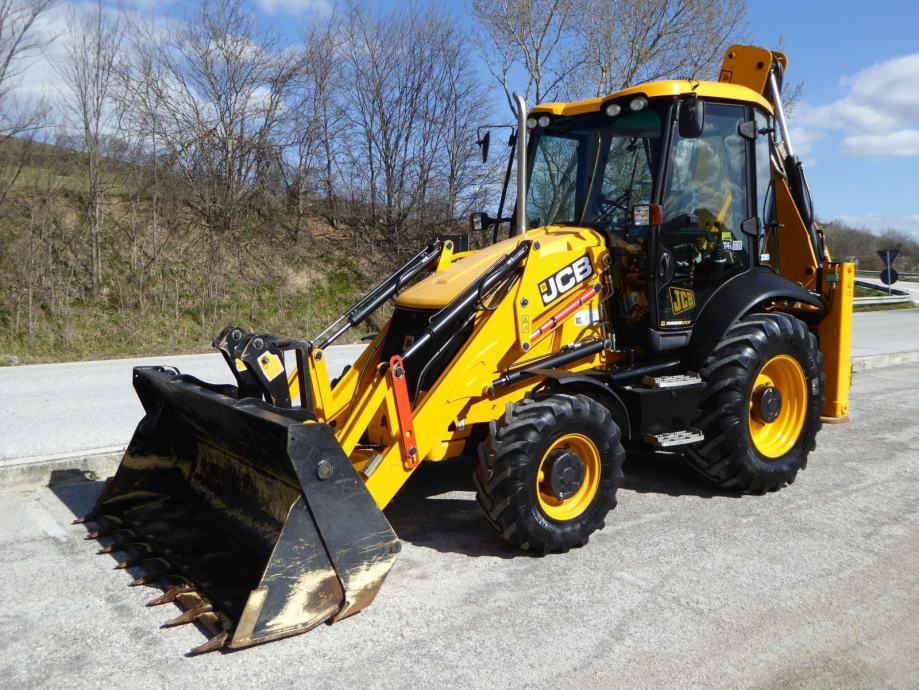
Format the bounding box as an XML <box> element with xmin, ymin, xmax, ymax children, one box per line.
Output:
<box><xmin>468</xmin><ymin>211</ymin><xmax>493</xmax><ymax>233</ymax></box>
<box><xmin>477</xmin><ymin>130</ymin><xmax>491</xmax><ymax>163</ymax></box>
<box><xmin>678</xmin><ymin>95</ymin><xmax>705</xmax><ymax>139</ymax></box>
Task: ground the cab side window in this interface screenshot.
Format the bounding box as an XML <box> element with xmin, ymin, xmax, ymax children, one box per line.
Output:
<box><xmin>658</xmin><ymin>103</ymin><xmax>751</xmax><ymax>325</ymax></box>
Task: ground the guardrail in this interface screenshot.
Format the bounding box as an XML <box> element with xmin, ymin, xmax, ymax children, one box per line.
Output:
<box><xmin>858</xmin><ymin>269</ymin><xmax>919</xmax><ymax>282</ymax></box>
<box><xmin>853</xmin><ymin>279</ymin><xmax>913</xmax><ymax>306</ymax></box>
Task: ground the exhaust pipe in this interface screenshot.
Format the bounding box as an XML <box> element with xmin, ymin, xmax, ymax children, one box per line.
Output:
<box><xmin>513</xmin><ymin>91</ymin><xmax>528</xmax><ymax>235</ymax></box>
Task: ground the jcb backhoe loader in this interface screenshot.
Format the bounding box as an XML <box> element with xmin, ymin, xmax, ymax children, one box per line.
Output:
<box><xmin>77</xmin><ymin>45</ymin><xmax>853</xmax><ymax>654</ymax></box>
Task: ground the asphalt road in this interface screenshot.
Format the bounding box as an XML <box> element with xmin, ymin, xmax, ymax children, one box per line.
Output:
<box><xmin>2</xmin><ymin>312</ymin><xmax>918</xmax><ymax>464</ymax></box>
<box><xmin>0</xmin><ymin>345</ymin><xmax>364</xmax><ymax>463</ymax></box>
<box><xmin>0</xmin><ymin>363</ymin><xmax>916</xmax><ymax>688</ymax></box>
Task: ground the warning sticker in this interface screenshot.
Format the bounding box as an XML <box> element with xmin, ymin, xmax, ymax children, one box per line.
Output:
<box><xmin>573</xmin><ymin>308</ymin><xmax>597</xmax><ymax>327</ymax></box>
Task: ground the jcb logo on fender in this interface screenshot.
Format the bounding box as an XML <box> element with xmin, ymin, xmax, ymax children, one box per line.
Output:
<box><xmin>669</xmin><ymin>287</ymin><xmax>695</xmax><ymax>315</ymax></box>
<box><xmin>538</xmin><ymin>255</ymin><xmax>593</xmax><ymax>306</ymax></box>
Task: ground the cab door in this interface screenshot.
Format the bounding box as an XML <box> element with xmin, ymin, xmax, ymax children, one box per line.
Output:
<box><xmin>654</xmin><ymin>102</ymin><xmax>754</xmax><ymax>331</ymax></box>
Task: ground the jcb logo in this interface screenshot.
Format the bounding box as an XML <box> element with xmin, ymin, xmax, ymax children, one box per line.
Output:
<box><xmin>539</xmin><ymin>255</ymin><xmax>593</xmax><ymax>306</ymax></box>
<box><xmin>669</xmin><ymin>287</ymin><xmax>695</xmax><ymax>315</ymax></box>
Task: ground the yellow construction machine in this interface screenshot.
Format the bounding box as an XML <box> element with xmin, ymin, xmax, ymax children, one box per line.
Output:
<box><xmin>77</xmin><ymin>45</ymin><xmax>853</xmax><ymax>654</ymax></box>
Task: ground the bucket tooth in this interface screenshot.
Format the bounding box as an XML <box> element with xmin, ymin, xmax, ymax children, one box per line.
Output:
<box><xmin>111</xmin><ymin>542</ymin><xmax>153</xmax><ymax>561</ymax></box>
<box><xmin>189</xmin><ymin>630</ymin><xmax>228</xmax><ymax>656</ymax></box>
<box><xmin>73</xmin><ymin>513</ymin><xmax>96</xmax><ymax>525</ymax></box>
<box><xmin>94</xmin><ymin>529</ymin><xmax>136</xmax><ymax>552</ymax></box>
<box><xmin>163</xmin><ymin>602</ymin><xmax>212</xmax><ymax>627</ymax></box>
<box><xmin>147</xmin><ymin>583</ymin><xmax>195</xmax><ymax>607</ymax></box>
<box><xmin>114</xmin><ymin>557</ymin><xmax>141</xmax><ymax>570</ymax></box>
<box><xmin>97</xmin><ymin>490</ymin><xmax>166</xmax><ymax>510</ymax></box>
<box><xmin>84</xmin><ymin>517</ymin><xmax>124</xmax><ymax>540</ymax></box>
<box><xmin>128</xmin><ymin>560</ymin><xmax>170</xmax><ymax>586</ymax></box>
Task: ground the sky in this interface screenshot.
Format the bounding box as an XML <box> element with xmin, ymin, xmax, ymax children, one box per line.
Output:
<box><xmin>14</xmin><ymin>0</ymin><xmax>919</xmax><ymax>237</ymax></box>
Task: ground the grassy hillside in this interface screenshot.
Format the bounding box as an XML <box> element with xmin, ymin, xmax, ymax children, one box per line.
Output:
<box><xmin>0</xmin><ymin>140</ymin><xmax>387</xmax><ymax>365</ymax></box>
<box><xmin>2</xmin><ymin>140</ymin><xmax>916</xmax><ymax>365</ymax></box>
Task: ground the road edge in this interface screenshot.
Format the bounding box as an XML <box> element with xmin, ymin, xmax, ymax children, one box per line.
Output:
<box><xmin>1</xmin><ymin>448</ymin><xmax>124</xmax><ymax>491</ymax></box>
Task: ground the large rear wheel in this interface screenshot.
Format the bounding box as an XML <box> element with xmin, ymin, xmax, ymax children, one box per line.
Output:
<box><xmin>474</xmin><ymin>393</ymin><xmax>625</xmax><ymax>553</ymax></box>
<box><xmin>686</xmin><ymin>312</ymin><xmax>824</xmax><ymax>493</ymax></box>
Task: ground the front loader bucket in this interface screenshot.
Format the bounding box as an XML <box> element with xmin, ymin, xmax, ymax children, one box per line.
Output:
<box><xmin>79</xmin><ymin>366</ymin><xmax>400</xmax><ymax>655</ymax></box>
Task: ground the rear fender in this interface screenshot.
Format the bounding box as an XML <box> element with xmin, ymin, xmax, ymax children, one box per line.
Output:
<box><xmin>684</xmin><ymin>268</ymin><xmax>823</xmax><ymax>369</ymax></box>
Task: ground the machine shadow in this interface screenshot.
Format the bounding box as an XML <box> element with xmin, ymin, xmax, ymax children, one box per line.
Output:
<box><xmin>48</xmin><ymin>447</ymin><xmax>737</xmax><ymax>567</ymax></box>
<box><xmin>48</xmin><ymin>469</ymin><xmax>105</xmax><ymax>521</ymax></box>
<box><xmin>621</xmin><ymin>447</ymin><xmax>740</xmax><ymax>499</ymax></box>
<box><xmin>383</xmin><ymin>457</ymin><xmax>520</xmax><ymax>559</ymax></box>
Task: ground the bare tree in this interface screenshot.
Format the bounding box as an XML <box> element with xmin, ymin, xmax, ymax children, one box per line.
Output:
<box><xmin>472</xmin><ymin>0</ymin><xmax>580</xmax><ymax>116</ymax></box>
<box><xmin>277</xmin><ymin>13</ymin><xmax>344</xmax><ymax>239</ymax></box>
<box><xmin>0</xmin><ymin>0</ymin><xmax>54</xmax><ymax>205</ymax></box>
<box><xmin>473</xmin><ymin>0</ymin><xmax>747</xmax><ymax>112</ymax></box>
<box><xmin>124</xmin><ymin>0</ymin><xmax>302</xmax><ymax>323</ymax></box>
<box><xmin>55</xmin><ymin>0</ymin><xmax>127</xmax><ymax>294</ymax></box>
<box><xmin>340</xmin><ymin>5</ymin><xmax>490</xmax><ymax>249</ymax></box>
<box><xmin>130</xmin><ymin>0</ymin><xmax>300</xmax><ymax>238</ymax></box>
<box><xmin>577</xmin><ymin>0</ymin><xmax>747</xmax><ymax>95</ymax></box>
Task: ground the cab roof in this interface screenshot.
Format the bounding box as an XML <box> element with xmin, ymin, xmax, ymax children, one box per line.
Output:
<box><xmin>530</xmin><ymin>79</ymin><xmax>773</xmax><ymax>117</ymax></box>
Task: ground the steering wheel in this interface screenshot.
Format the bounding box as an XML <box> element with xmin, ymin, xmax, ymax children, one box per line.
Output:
<box><xmin>592</xmin><ymin>190</ymin><xmax>631</xmax><ymax>229</ymax></box>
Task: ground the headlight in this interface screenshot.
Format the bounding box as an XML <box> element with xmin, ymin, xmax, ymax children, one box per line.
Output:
<box><xmin>604</xmin><ymin>103</ymin><xmax>621</xmax><ymax>117</ymax></box>
<box><xmin>526</xmin><ymin>117</ymin><xmax>538</xmax><ymax>129</ymax></box>
<box><xmin>629</xmin><ymin>96</ymin><xmax>648</xmax><ymax>111</ymax></box>
<box><xmin>537</xmin><ymin>115</ymin><xmax>550</xmax><ymax>128</ymax></box>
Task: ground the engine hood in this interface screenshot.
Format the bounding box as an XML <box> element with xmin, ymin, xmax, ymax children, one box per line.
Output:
<box><xmin>395</xmin><ymin>226</ymin><xmax>604</xmax><ymax>310</ymax></box>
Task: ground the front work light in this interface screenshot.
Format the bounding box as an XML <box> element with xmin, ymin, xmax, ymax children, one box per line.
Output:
<box><xmin>526</xmin><ymin>117</ymin><xmax>538</xmax><ymax>129</ymax></box>
<box><xmin>604</xmin><ymin>103</ymin><xmax>621</xmax><ymax>117</ymax></box>
<box><xmin>629</xmin><ymin>96</ymin><xmax>648</xmax><ymax>111</ymax></box>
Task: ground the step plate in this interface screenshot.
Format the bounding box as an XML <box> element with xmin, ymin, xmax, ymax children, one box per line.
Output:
<box><xmin>645</xmin><ymin>428</ymin><xmax>705</xmax><ymax>448</ymax></box>
<box><xmin>642</xmin><ymin>373</ymin><xmax>703</xmax><ymax>389</ymax></box>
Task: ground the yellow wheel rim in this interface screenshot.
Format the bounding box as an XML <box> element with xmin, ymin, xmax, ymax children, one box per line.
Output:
<box><xmin>749</xmin><ymin>354</ymin><xmax>807</xmax><ymax>458</ymax></box>
<box><xmin>536</xmin><ymin>433</ymin><xmax>601</xmax><ymax>521</ymax></box>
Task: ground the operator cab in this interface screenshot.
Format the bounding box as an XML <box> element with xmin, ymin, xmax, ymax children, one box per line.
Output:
<box><xmin>522</xmin><ymin>82</ymin><xmax>777</xmax><ymax>351</ymax></box>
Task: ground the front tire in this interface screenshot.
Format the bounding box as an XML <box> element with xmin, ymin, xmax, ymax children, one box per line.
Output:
<box><xmin>474</xmin><ymin>394</ymin><xmax>625</xmax><ymax>554</ymax></box>
<box><xmin>686</xmin><ymin>312</ymin><xmax>824</xmax><ymax>493</ymax></box>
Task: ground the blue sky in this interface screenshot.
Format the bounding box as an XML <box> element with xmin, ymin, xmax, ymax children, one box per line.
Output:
<box><xmin>21</xmin><ymin>0</ymin><xmax>919</xmax><ymax>236</ymax></box>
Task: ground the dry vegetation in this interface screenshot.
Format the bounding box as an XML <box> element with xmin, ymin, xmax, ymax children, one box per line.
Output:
<box><xmin>9</xmin><ymin>0</ymin><xmax>885</xmax><ymax>364</ymax></box>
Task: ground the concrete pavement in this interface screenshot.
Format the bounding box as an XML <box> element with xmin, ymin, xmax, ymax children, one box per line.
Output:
<box><xmin>0</xmin><ymin>345</ymin><xmax>364</xmax><ymax>465</ymax></box>
<box><xmin>850</xmin><ymin>308</ymin><xmax>919</xmax><ymax>358</ymax></box>
<box><xmin>0</xmin><ymin>363</ymin><xmax>916</xmax><ymax>688</ymax></box>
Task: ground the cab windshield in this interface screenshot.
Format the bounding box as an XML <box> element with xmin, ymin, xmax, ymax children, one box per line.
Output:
<box><xmin>525</xmin><ymin>108</ymin><xmax>664</xmax><ymax>235</ymax></box>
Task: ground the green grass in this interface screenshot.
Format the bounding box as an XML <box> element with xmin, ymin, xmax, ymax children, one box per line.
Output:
<box><xmin>0</xmin><ymin>271</ymin><xmax>376</xmax><ymax>365</ymax></box>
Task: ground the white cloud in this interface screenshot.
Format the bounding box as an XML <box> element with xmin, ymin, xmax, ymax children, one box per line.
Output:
<box><xmin>792</xmin><ymin>52</ymin><xmax>919</xmax><ymax>157</ymax></box>
<box><xmin>842</xmin><ymin>129</ymin><xmax>919</xmax><ymax>157</ymax></box>
<box><xmin>257</xmin><ymin>0</ymin><xmax>330</xmax><ymax>15</ymax></box>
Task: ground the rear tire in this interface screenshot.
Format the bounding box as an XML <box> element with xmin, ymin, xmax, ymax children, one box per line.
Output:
<box><xmin>686</xmin><ymin>312</ymin><xmax>824</xmax><ymax>493</ymax></box>
<box><xmin>474</xmin><ymin>393</ymin><xmax>625</xmax><ymax>554</ymax></box>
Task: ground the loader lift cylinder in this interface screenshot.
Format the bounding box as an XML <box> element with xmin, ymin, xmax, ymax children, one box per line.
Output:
<box><xmin>315</xmin><ymin>241</ymin><xmax>442</xmax><ymax>350</ymax></box>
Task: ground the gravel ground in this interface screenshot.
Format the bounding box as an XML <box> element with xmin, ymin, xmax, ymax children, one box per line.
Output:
<box><xmin>0</xmin><ymin>364</ymin><xmax>916</xmax><ymax>688</ymax></box>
